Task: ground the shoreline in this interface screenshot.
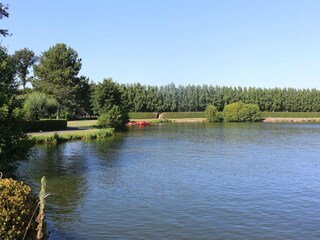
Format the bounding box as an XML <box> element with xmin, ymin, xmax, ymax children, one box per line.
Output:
<box><xmin>262</xmin><ymin>117</ymin><xmax>320</xmax><ymax>123</ymax></box>
<box><xmin>29</xmin><ymin>117</ymin><xmax>320</xmax><ymax>141</ymax></box>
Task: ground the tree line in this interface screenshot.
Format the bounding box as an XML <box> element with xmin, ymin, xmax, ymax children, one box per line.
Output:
<box><xmin>119</xmin><ymin>83</ymin><xmax>320</xmax><ymax>113</ymax></box>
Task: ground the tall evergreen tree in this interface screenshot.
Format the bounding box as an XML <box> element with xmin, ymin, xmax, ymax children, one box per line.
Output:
<box><xmin>12</xmin><ymin>48</ymin><xmax>38</xmax><ymax>89</ymax></box>
<box><xmin>33</xmin><ymin>43</ymin><xmax>82</xmax><ymax>118</ymax></box>
<box><xmin>0</xmin><ymin>3</ymin><xmax>9</xmax><ymax>37</ymax></box>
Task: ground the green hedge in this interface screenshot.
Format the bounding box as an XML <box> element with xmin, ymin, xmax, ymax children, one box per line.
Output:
<box><xmin>24</xmin><ymin>120</ymin><xmax>67</xmax><ymax>132</ymax></box>
<box><xmin>129</xmin><ymin>112</ymin><xmax>158</xmax><ymax>119</ymax></box>
<box><xmin>162</xmin><ymin>112</ymin><xmax>205</xmax><ymax>118</ymax></box>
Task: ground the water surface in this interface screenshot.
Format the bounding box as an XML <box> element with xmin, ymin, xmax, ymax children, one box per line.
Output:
<box><xmin>19</xmin><ymin>123</ymin><xmax>320</xmax><ymax>239</ymax></box>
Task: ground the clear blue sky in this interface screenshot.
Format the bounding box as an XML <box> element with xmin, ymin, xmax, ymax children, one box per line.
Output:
<box><xmin>2</xmin><ymin>0</ymin><xmax>320</xmax><ymax>89</ymax></box>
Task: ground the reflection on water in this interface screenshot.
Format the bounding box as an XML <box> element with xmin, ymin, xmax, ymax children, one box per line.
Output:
<box><xmin>19</xmin><ymin>123</ymin><xmax>320</xmax><ymax>239</ymax></box>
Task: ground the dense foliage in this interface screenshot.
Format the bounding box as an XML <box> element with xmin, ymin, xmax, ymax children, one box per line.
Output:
<box><xmin>92</xmin><ymin>78</ymin><xmax>129</xmax><ymax>128</ymax></box>
<box><xmin>0</xmin><ymin>46</ymin><xmax>32</xmax><ymax>175</ymax></box>
<box><xmin>0</xmin><ymin>3</ymin><xmax>9</xmax><ymax>37</ymax></box>
<box><xmin>33</xmin><ymin>43</ymin><xmax>87</xmax><ymax>119</ymax></box>
<box><xmin>0</xmin><ymin>178</ymin><xmax>39</xmax><ymax>239</ymax></box>
<box><xmin>119</xmin><ymin>83</ymin><xmax>320</xmax><ymax>113</ymax></box>
<box><xmin>97</xmin><ymin>106</ymin><xmax>128</xmax><ymax>129</ymax></box>
<box><xmin>12</xmin><ymin>48</ymin><xmax>38</xmax><ymax>89</ymax></box>
<box><xmin>223</xmin><ymin>102</ymin><xmax>261</xmax><ymax>122</ymax></box>
<box><xmin>24</xmin><ymin>92</ymin><xmax>58</xmax><ymax>120</ymax></box>
<box><xmin>205</xmin><ymin>105</ymin><xmax>221</xmax><ymax>122</ymax></box>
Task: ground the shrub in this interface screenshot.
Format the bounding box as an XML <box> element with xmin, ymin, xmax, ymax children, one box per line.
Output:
<box><xmin>24</xmin><ymin>92</ymin><xmax>58</xmax><ymax>120</ymax></box>
<box><xmin>223</xmin><ymin>102</ymin><xmax>261</xmax><ymax>122</ymax></box>
<box><xmin>238</xmin><ymin>104</ymin><xmax>261</xmax><ymax>122</ymax></box>
<box><xmin>0</xmin><ymin>178</ymin><xmax>38</xmax><ymax>240</ymax></box>
<box><xmin>223</xmin><ymin>102</ymin><xmax>244</xmax><ymax>122</ymax></box>
<box><xmin>24</xmin><ymin>119</ymin><xmax>67</xmax><ymax>132</ymax></box>
<box><xmin>98</xmin><ymin>105</ymin><xmax>129</xmax><ymax>129</ymax></box>
<box><xmin>205</xmin><ymin>105</ymin><xmax>221</xmax><ymax>122</ymax></box>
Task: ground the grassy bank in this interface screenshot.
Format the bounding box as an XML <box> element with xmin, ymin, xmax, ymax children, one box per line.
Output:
<box><xmin>31</xmin><ymin>128</ymin><xmax>114</xmax><ymax>144</ymax></box>
<box><xmin>30</xmin><ymin>120</ymin><xmax>112</xmax><ymax>144</ymax></box>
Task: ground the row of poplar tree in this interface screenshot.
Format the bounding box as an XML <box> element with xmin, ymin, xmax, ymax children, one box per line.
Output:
<box><xmin>120</xmin><ymin>84</ymin><xmax>320</xmax><ymax>113</ymax></box>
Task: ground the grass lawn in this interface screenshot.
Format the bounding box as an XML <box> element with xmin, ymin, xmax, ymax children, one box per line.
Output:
<box><xmin>31</xmin><ymin>128</ymin><xmax>113</xmax><ymax>144</ymax></box>
<box><xmin>67</xmin><ymin>120</ymin><xmax>98</xmax><ymax>127</ymax></box>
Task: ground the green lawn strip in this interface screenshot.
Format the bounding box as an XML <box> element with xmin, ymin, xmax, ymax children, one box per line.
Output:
<box><xmin>67</xmin><ymin>120</ymin><xmax>98</xmax><ymax>128</ymax></box>
<box><xmin>30</xmin><ymin>128</ymin><xmax>114</xmax><ymax>144</ymax></box>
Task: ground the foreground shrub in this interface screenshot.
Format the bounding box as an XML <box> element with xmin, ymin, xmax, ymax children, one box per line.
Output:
<box><xmin>205</xmin><ymin>105</ymin><xmax>221</xmax><ymax>122</ymax></box>
<box><xmin>223</xmin><ymin>102</ymin><xmax>261</xmax><ymax>122</ymax></box>
<box><xmin>0</xmin><ymin>178</ymin><xmax>38</xmax><ymax>239</ymax></box>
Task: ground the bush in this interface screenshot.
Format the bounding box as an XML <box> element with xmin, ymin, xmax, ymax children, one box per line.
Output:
<box><xmin>24</xmin><ymin>92</ymin><xmax>58</xmax><ymax>120</ymax></box>
<box><xmin>98</xmin><ymin>105</ymin><xmax>129</xmax><ymax>129</ymax></box>
<box><xmin>238</xmin><ymin>104</ymin><xmax>261</xmax><ymax>122</ymax></box>
<box><xmin>205</xmin><ymin>105</ymin><xmax>221</xmax><ymax>122</ymax></box>
<box><xmin>0</xmin><ymin>178</ymin><xmax>38</xmax><ymax>240</ymax></box>
<box><xmin>223</xmin><ymin>102</ymin><xmax>244</xmax><ymax>122</ymax></box>
<box><xmin>24</xmin><ymin>119</ymin><xmax>67</xmax><ymax>132</ymax></box>
<box><xmin>223</xmin><ymin>102</ymin><xmax>261</xmax><ymax>122</ymax></box>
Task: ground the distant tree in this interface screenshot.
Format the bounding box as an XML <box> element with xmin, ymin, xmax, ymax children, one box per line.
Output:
<box><xmin>0</xmin><ymin>3</ymin><xmax>9</xmax><ymax>37</ymax></box>
<box><xmin>91</xmin><ymin>78</ymin><xmax>129</xmax><ymax>129</ymax></box>
<box><xmin>33</xmin><ymin>43</ymin><xmax>82</xmax><ymax>118</ymax></box>
<box><xmin>91</xmin><ymin>78</ymin><xmax>123</xmax><ymax>115</ymax></box>
<box><xmin>74</xmin><ymin>76</ymin><xmax>93</xmax><ymax>117</ymax></box>
<box><xmin>12</xmin><ymin>48</ymin><xmax>38</xmax><ymax>89</ymax></box>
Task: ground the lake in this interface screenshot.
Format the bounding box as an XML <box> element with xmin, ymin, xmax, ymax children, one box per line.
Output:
<box><xmin>19</xmin><ymin>123</ymin><xmax>320</xmax><ymax>239</ymax></box>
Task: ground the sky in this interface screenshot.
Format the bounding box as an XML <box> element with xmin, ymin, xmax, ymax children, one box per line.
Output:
<box><xmin>2</xmin><ymin>0</ymin><xmax>320</xmax><ymax>89</ymax></box>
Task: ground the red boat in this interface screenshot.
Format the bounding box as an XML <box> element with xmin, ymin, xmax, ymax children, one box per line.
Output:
<box><xmin>127</xmin><ymin>121</ymin><xmax>136</xmax><ymax>126</ymax></box>
<box><xmin>135</xmin><ymin>121</ymin><xmax>150</xmax><ymax>126</ymax></box>
<box><xmin>127</xmin><ymin>121</ymin><xmax>150</xmax><ymax>127</ymax></box>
